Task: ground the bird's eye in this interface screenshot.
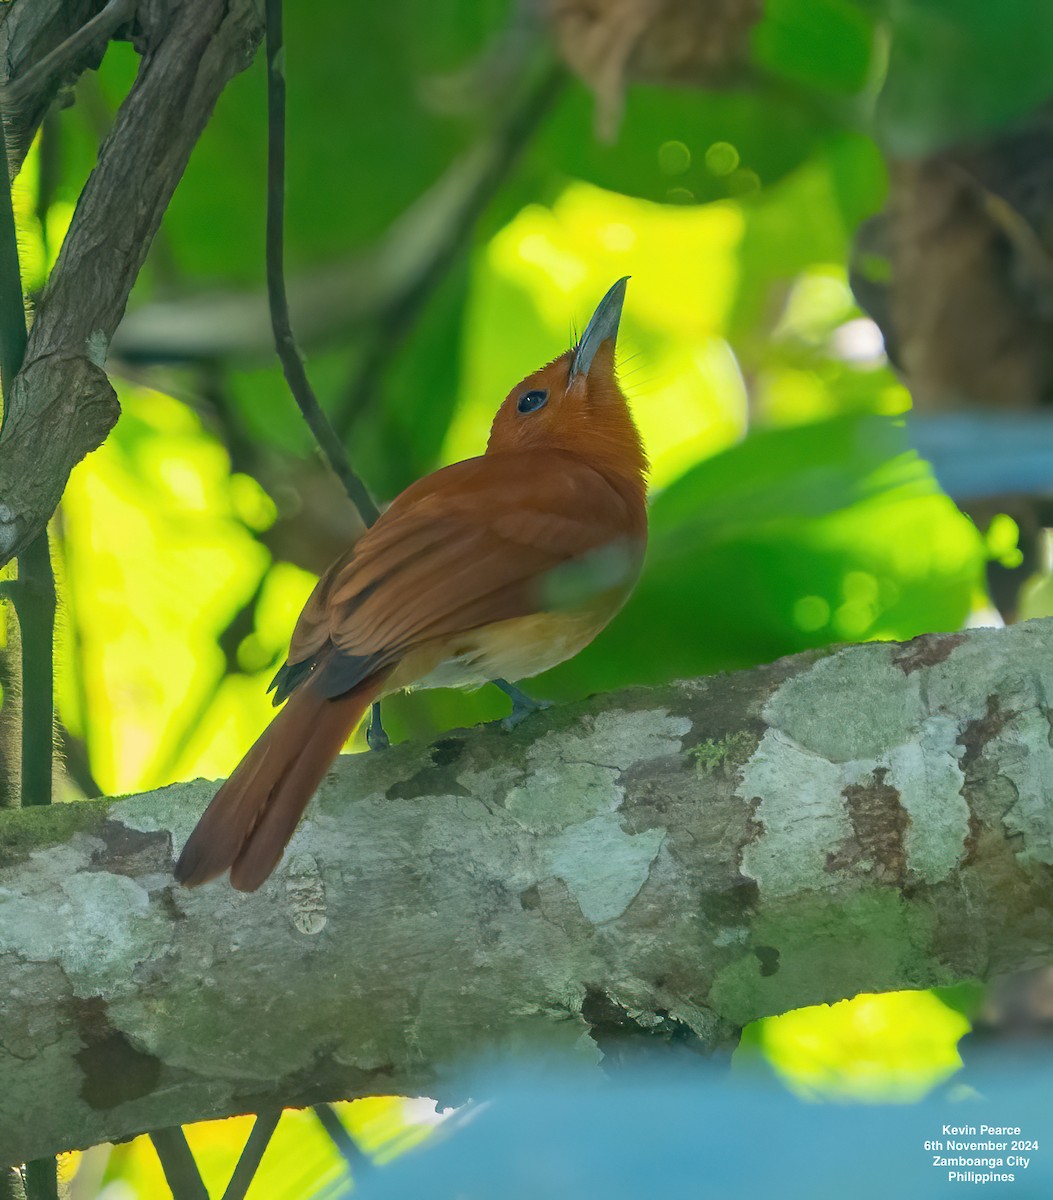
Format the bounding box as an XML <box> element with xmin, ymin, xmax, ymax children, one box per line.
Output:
<box><xmin>517</xmin><ymin>389</ymin><xmax>549</xmax><ymax>414</ymax></box>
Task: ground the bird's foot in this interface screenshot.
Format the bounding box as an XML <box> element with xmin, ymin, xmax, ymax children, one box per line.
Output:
<box><xmin>366</xmin><ymin>701</ymin><xmax>390</xmax><ymax>751</ymax></box>
<box><xmin>492</xmin><ymin>679</ymin><xmax>553</xmax><ymax>731</ymax></box>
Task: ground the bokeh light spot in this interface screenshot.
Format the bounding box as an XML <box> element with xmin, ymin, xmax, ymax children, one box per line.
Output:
<box><xmin>843</xmin><ymin>570</ymin><xmax>879</xmax><ymax>604</ymax></box>
<box><xmin>664</xmin><ymin>186</ymin><xmax>696</xmax><ymax>204</ymax></box>
<box><xmin>705</xmin><ymin>141</ymin><xmax>741</xmax><ymax>176</ymax></box>
<box><xmin>658</xmin><ymin>139</ymin><xmax>692</xmax><ymax>175</ymax></box>
<box><xmin>728</xmin><ymin>167</ymin><xmax>761</xmax><ymax>196</ymax></box>
<box><xmin>794</xmin><ymin>594</ymin><xmax>830</xmax><ymax>632</ymax></box>
<box><xmin>834</xmin><ymin>599</ymin><xmax>874</xmax><ymax>639</ymax></box>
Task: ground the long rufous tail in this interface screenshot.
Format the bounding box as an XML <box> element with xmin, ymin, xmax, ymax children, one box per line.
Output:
<box><xmin>174</xmin><ymin>674</ymin><xmax>385</xmax><ymax>892</ymax></box>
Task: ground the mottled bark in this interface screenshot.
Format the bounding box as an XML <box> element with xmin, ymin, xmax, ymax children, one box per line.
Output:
<box><xmin>0</xmin><ymin>0</ymin><xmax>264</xmax><ymax>567</ymax></box>
<box><xmin>2</xmin><ymin>621</ymin><xmax>1052</xmax><ymax>1165</ymax></box>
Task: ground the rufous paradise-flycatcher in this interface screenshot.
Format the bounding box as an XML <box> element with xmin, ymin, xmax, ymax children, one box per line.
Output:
<box><xmin>175</xmin><ymin>278</ymin><xmax>647</xmax><ymax>890</ymax></box>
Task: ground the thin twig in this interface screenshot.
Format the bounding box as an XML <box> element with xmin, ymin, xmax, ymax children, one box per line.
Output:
<box><xmin>148</xmin><ymin>1127</ymin><xmax>210</xmax><ymax>1200</ymax></box>
<box><xmin>0</xmin><ymin>116</ymin><xmax>28</xmax><ymax>402</ymax></box>
<box><xmin>335</xmin><ymin>58</ymin><xmax>565</xmax><ymax>437</ymax></box>
<box><xmin>0</xmin><ymin>98</ymin><xmax>25</xmax><ymax>813</ymax></box>
<box><xmin>0</xmin><ymin>604</ymin><xmax>19</xmax><ymax>808</ymax></box>
<box><xmin>52</xmin><ymin>505</ymin><xmax>100</xmax><ymax>796</ymax></box>
<box><xmin>264</xmin><ymin>0</ymin><xmax>380</xmax><ymax>527</ymax></box>
<box><xmin>312</xmin><ymin>1104</ymin><xmax>371</xmax><ymax>1176</ymax></box>
<box><xmin>0</xmin><ymin>98</ymin><xmax>55</xmax><ymax>809</ymax></box>
<box><xmin>221</xmin><ymin>1108</ymin><xmax>283</xmax><ymax>1200</ymax></box>
<box><xmin>13</xmin><ymin>536</ymin><xmax>55</xmax><ymax>807</ymax></box>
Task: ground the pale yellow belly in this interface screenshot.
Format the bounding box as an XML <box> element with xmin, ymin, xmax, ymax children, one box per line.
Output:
<box><xmin>384</xmin><ymin>607</ymin><xmax>613</xmax><ymax>694</ymax></box>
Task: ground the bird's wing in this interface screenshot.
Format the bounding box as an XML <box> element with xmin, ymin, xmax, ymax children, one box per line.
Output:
<box><xmin>276</xmin><ymin>451</ymin><xmax>643</xmax><ymax>699</ymax></box>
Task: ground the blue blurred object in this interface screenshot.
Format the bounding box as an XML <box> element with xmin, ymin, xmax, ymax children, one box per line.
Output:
<box><xmin>908</xmin><ymin>414</ymin><xmax>1053</xmax><ymax>501</ymax></box>
<box><xmin>352</xmin><ymin>1059</ymin><xmax>1053</xmax><ymax>1199</ymax></box>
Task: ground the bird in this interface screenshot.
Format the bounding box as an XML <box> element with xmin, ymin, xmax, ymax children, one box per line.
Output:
<box><xmin>175</xmin><ymin>278</ymin><xmax>648</xmax><ymax>891</ymax></box>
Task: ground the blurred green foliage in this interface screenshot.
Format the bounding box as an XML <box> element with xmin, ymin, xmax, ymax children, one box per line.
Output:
<box><xmin>11</xmin><ymin>0</ymin><xmax>1053</xmax><ymax>1191</ymax></box>
<box><xmin>878</xmin><ymin>0</ymin><xmax>1053</xmax><ymax>154</ymax></box>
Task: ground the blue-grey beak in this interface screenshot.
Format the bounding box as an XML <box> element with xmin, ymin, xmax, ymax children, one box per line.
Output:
<box><xmin>571</xmin><ymin>277</ymin><xmax>628</xmax><ymax>378</ymax></box>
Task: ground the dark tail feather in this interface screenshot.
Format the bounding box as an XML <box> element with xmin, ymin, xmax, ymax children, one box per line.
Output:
<box><xmin>174</xmin><ymin>674</ymin><xmax>385</xmax><ymax>892</ymax></box>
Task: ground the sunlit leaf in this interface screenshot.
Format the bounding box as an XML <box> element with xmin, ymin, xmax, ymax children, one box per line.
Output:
<box><xmin>736</xmin><ymin>989</ymin><xmax>971</xmax><ymax>1102</ymax></box>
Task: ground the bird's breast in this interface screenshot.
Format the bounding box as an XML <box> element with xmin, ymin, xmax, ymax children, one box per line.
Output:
<box><xmin>375</xmin><ymin>526</ymin><xmax>646</xmax><ymax>696</ymax></box>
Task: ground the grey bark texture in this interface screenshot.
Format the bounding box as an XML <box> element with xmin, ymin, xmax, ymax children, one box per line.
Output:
<box><xmin>2</xmin><ymin>621</ymin><xmax>1053</xmax><ymax>1165</ymax></box>
<box><xmin>0</xmin><ymin>0</ymin><xmax>264</xmax><ymax>568</ymax></box>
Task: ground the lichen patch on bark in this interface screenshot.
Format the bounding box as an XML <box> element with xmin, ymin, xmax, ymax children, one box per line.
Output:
<box><xmin>545</xmin><ymin>815</ymin><xmax>665</xmax><ymax>924</ymax></box>
<box><xmin>988</xmin><ymin>707</ymin><xmax>1053</xmax><ymax>864</ymax></box>
<box><xmin>118</xmin><ymin>780</ymin><xmax>217</xmax><ymax>848</ymax></box>
<box><xmin>495</xmin><ymin>709</ymin><xmax>688</xmax><ymax>920</ymax></box>
<box><xmin>739</xmin><ymin>729</ymin><xmax>854</xmax><ymax>897</ymax></box>
<box><xmin>870</xmin><ymin>718</ymin><xmax>968</xmax><ymax>884</ymax></box>
<box><xmin>502</xmin><ymin>708</ymin><xmax>691</xmax><ymax>832</ymax></box>
<box><xmin>742</xmin><ymin>643</ymin><xmax>980</xmax><ymax>891</ymax></box>
<box><xmin>763</xmin><ymin>644</ymin><xmax>924</xmax><ymax>762</ymax></box>
<box><xmin>0</xmin><ymin>842</ymin><xmax>156</xmax><ymax>986</ymax></box>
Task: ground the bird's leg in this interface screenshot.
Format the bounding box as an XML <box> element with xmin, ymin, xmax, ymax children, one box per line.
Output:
<box><xmin>493</xmin><ymin>678</ymin><xmax>552</xmax><ymax>730</ymax></box>
<box><xmin>365</xmin><ymin>701</ymin><xmax>390</xmax><ymax>751</ymax></box>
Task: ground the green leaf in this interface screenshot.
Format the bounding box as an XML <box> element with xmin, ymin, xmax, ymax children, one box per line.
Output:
<box><xmin>536</xmin><ymin>82</ymin><xmax>836</xmax><ymax>206</ymax></box>
<box><xmin>538</xmin><ymin>414</ymin><xmax>982</xmax><ymax>697</ymax></box>
<box><xmin>878</xmin><ymin>0</ymin><xmax>1053</xmax><ymax>154</ymax></box>
<box><xmin>148</xmin><ymin>1</ymin><xmax>513</xmax><ymax>285</ymax></box>
<box><xmin>752</xmin><ymin>0</ymin><xmax>877</xmax><ymax>95</ymax></box>
<box><xmin>649</xmin><ymin>414</ymin><xmax>918</xmax><ymax>538</ymax></box>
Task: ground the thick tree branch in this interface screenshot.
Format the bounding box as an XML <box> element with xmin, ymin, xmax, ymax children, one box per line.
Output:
<box><xmin>2</xmin><ymin>621</ymin><xmax>1053</xmax><ymax>1164</ymax></box>
<box><xmin>0</xmin><ymin>0</ymin><xmax>116</xmax><ymax>172</ymax></box>
<box><xmin>0</xmin><ymin>92</ymin><xmax>55</xmax><ymax>813</ymax></box>
<box><xmin>1</xmin><ymin>0</ymin><xmax>136</xmax><ymax>152</ymax></box>
<box><xmin>0</xmin><ymin>0</ymin><xmax>264</xmax><ymax>569</ymax></box>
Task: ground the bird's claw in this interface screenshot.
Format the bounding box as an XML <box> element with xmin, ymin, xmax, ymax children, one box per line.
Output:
<box><xmin>500</xmin><ymin>696</ymin><xmax>553</xmax><ymax>731</ymax></box>
<box><xmin>366</xmin><ymin>702</ymin><xmax>390</xmax><ymax>751</ymax></box>
<box><xmin>491</xmin><ymin>679</ymin><xmax>553</xmax><ymax>730</ymax></box>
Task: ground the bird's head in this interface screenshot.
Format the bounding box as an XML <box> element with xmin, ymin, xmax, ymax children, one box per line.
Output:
<box><xmin>486</xmin><ymin>278</ymin><xmax>646</xmax><ymax>485</ymax></box>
